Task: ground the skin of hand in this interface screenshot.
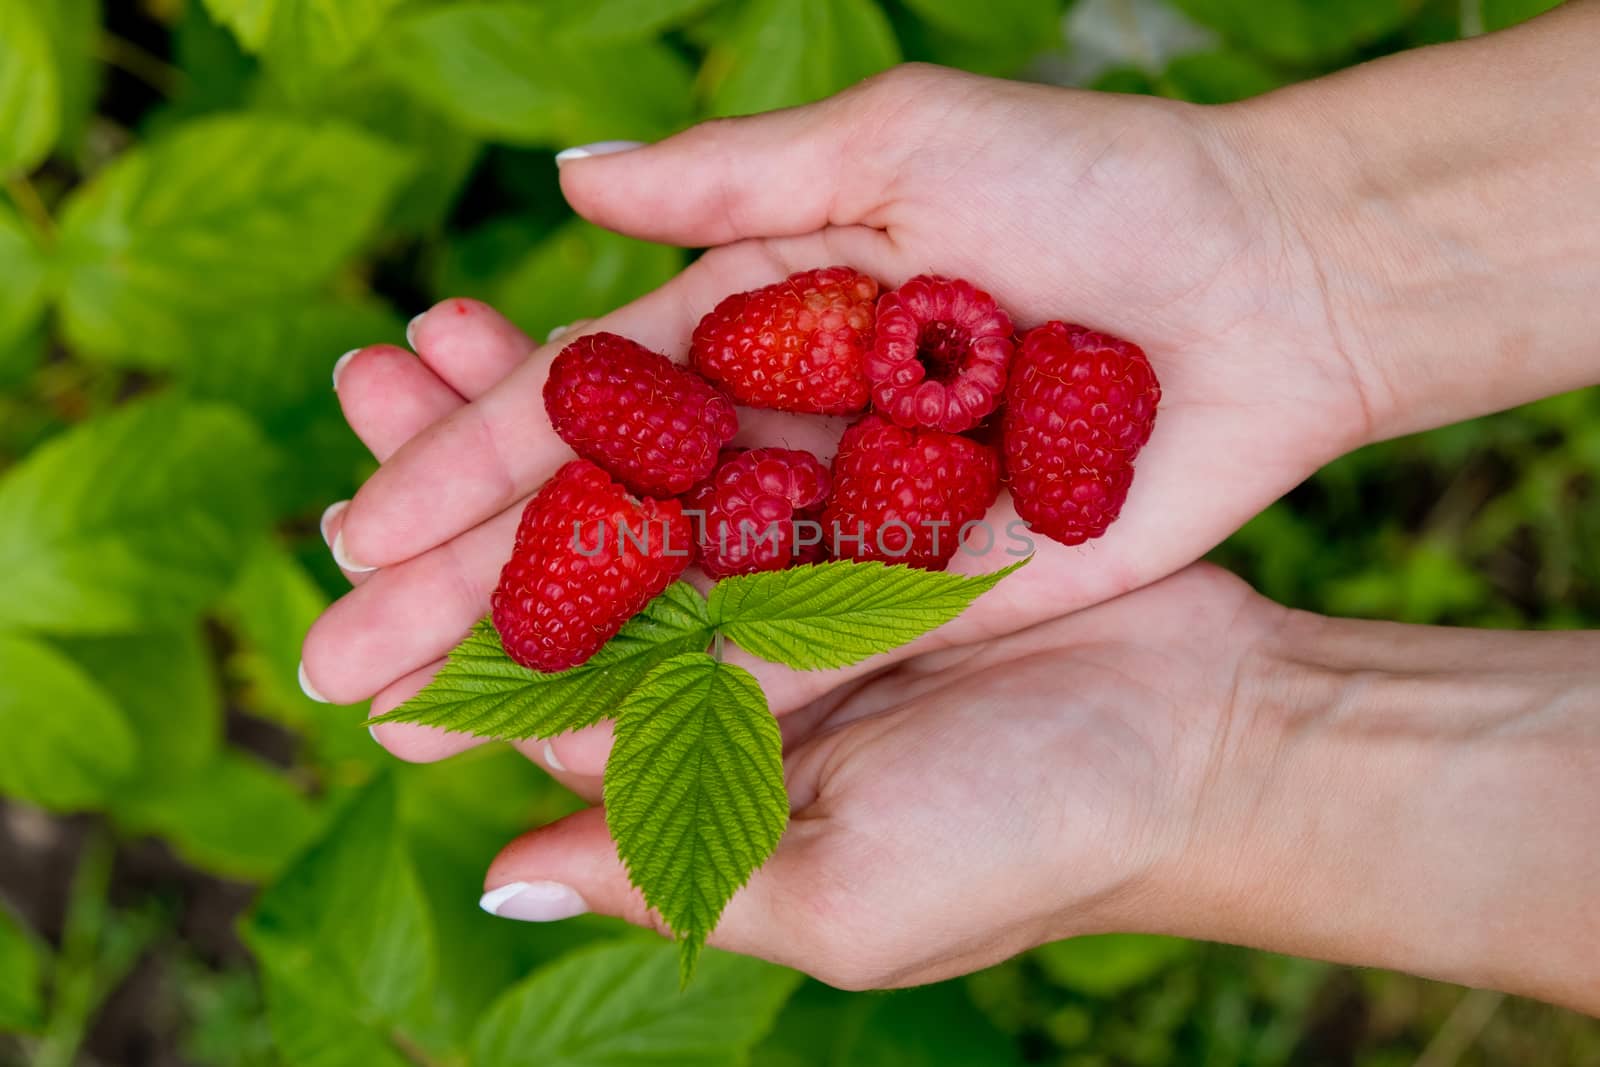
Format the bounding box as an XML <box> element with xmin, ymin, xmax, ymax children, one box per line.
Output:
<box><xmin>477</xmin><ymin>564</ymin><xmax>1600</xmax><ymax>1014</ymax></box>
<box><xmin>303</xmin><ymin>63</ymin><xmax>1374</xmax><ymax>759</ymax></box>
<box><xmin>300</xmin><ymin>4</ymin><xmax>1600</xmax><ymax>1008</ymax></box>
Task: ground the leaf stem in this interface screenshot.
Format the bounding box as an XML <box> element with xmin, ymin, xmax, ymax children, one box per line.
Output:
<box><xmin>390</xmin><ymin>1028</ymin><xmax>458</xmax><ymax>1067</ymax></box>
<box><xmin>4</xmin><ymin>175</ymin><xmax>55</xmax><ymax>244</ymax></box>
<box><xmin>95</xmin><ymin>33</ymin><xmax>186</xmax><ymax>96</ymax></box>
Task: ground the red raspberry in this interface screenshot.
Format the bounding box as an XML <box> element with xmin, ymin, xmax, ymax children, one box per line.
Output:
<box><xmin>867</xmin><ymin>275</ymin><xmax>1014</xmax><ymax>433</ymax></box>
<box><xmin>545</xmin><ymin>332</ymin><xmax>738</xmax><ymax>497</ymax></box>
<box><xmin>1001</xmin><ymin>321</ymin><xmax>1160</xmax><ymax>546</ymax></box>
<box><xmin>685</xmin><ymin>448</ymin><xmax>831</xmax><ymax>578</ymax></box>
<box><xmin>492</xmin><ymin>460</ymin><xmax>693</xmax><ymax>672</ymax></box>
<box><xmin>690</xmin><ymin>266</ymin><xmax>878</xmax><ymax>414</ymax></box>
<box><xmin>822</xmin><ymin>414</ymin><xmax>1000</xmax><ymax>571</ymax></box>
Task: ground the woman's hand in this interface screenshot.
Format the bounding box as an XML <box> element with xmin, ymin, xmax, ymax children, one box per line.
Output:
<box><xmin>484</xmin><ymin>561</ymin><xmax>1600</xmax><ymax>1013</ymax></box>
<box><xmin>481</xmin><ymin>564</ymin><xmax>1280</xmax><ymax>989</ymax></box>
<box><xmin>301</xmin><ymin>65</ymin><xmax>1369</xmax><ymax>755</ymax></box>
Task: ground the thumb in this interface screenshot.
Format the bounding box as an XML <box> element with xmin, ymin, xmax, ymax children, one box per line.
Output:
<box><xmin>555</xmin><ymin>64</ymin><xmax>958</xmax><ymax>247</ymax></box>
<box><xmin>480</xmin><ymin>806</ymin><xmax>815</xmax><ymax>966</ymax></box>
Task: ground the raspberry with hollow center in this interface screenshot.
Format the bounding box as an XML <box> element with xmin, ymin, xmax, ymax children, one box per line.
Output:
<box><xmin>544</xmin><ymin>332</ymin><xmax>738</xmax><ymax>498</ymax></box>
<box><xmin>685</xmin><ymin>448</ymin><xmax>831</xmax><ymax>578</ymax></box>
<box><xmin>867</xmin><ymin>275</ymin><xmax>1014</xmax><ymax>433</ymax></box>
<box><xmin>1001</xmin><ymin>321</ymin><xmax>1160</xmax><ymax>546</ymax></box>
<box><xmin>492</xmin><ymin>460</ymin><xmax>693</xmax><ymax>672</ymax></box>
<box><xmin>822</xmin><ymin>414</ymin><xmax>1000</xmax><ymax>571</ymax></box>
<box><xmin>690</xmin><ymin>266</ymin><xmax>878</xmax><ymax>414</ymax></box>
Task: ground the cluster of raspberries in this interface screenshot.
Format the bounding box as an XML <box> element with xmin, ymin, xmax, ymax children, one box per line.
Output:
<box><xmin>493</xmin><ymin>267</ymin><xmax>1161</xmax><ymax>671</ymax></box>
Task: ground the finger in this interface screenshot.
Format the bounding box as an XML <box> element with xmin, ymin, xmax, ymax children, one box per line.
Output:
<box><xmin>556</xmin><ymin>66</ymin><xmax>967</xmax><ymax>246</ymax></box>
<box><xmin>407</xmin><ymin>298</ymin><xmax>537</xmax><ymax>399</ymax></box>
<box><xmin>301</xmin><ymin>503</ymin><xmax>523</xmax><ymax>704</ymax></box>
<box><xmin>334</xmin><ymin>344</ymin><xmax>464</xmax><ymax>461</ymax></box>
<box><xmin>480</xmin><ymin>806</ymin><xmax>823</xmax><ymax>970</ymax></box>
<box><xmin>335</xmin><ymin>229</ymin><xmax>893</xmax><ymax>571</ymax></box>
<box><xmin>327</xmin><ymin>345</ymin><xmax>467</xmax><ymax>581</ymax></box>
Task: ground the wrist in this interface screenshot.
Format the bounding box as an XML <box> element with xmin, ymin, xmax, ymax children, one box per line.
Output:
<box><xmin>1164</xmin><ymin>611</ymin><xmax>1600</xmax><ymax>1013</ymax></box>
<box><xmin>1215</xmin><ymin>4</ymin><xmax>1600</xmax><ymax>445</ymax></box>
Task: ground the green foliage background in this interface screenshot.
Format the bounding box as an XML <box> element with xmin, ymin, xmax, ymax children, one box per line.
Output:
<box><xmin>0</xmin><ymin>0</ymin><xmax>1594</xmax><ymax>1064</ymax></box>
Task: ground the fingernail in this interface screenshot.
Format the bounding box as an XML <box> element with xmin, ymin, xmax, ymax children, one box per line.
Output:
<box><xmin>319</xmin><ymin>500</ymin><xmax>349</xmax><ymax>548</ymax></box>
<box><xmin>332</xmin><ymin>349</ymin><xmax>360</xmax><ymax>390</ymax></box>
<box><xmin>331</xmin><ymin>529</ymin><xmax>378</xmax><ymax>574</ymax></box>
<box><xmin>546</xmin><ymin>323</ymin><xmax>571</xmax><ymax>343</ymax></box>
<box><xmin>368</xmin><ymin>723</ymin><xmax>381</xmax><ymax>743</ymax></box>
<box><xmin>406</xmin><ymin>312</ymin><xmax>426</xmax><ymax>352</ymax></box>
<box><xmin>542</xmin><ymin>741</ymin><xmax>566</xmax><ymax>772</ymax></box>
<box><xmin>479</xmin><ymin>881</ymin><xmax>589</xmax><ymax>922</ymax></box>
<box><xmin>298</xmin><ymin>660</ymin><xmax>331</xmax><ymax>704</ymax></box>
<box><xmin>554</xmin><ymin>140</ymin><xmax>645</xmax><ymax>166</ymax></box>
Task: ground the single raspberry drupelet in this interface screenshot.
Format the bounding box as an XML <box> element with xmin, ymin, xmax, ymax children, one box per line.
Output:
<box><xmin>685</xmin><ymin>448</ymin><xmax>831</xmax><ymax>578</ymax></box>
<box><xmin>544</xmin><ymin>332</ymin><xmax>738</xmax><ymax>497</ymax></box>
<box><xmin>690</xmin><ymin>266</ymin><xmax>878</xmax><ymax>414</ymax></box>
<box><xmin>1001</xmin><ymin>321</ymin><xmax>1160</xmax><ymax>546</ymax></box>
<box><xmin>492</xmin><ymin>460</ymin><xmax>692</xmax><ymax>672</ymax></box>
<box><xmin>867</xmin><ymin>275</ymin><xmax>1014</xmax><ymax>433</ymax></box>
<box><xmin>822</xmin><ymin>414</ymin><xmax>1000</xmax><ymax>571</ymax></box>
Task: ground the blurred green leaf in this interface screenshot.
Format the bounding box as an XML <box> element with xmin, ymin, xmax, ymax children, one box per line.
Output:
<box><xmin>245</xmin><ymin>776</ymin><xmax>436</xmax><ymax>1049</ymax></box>
<box><xmin>561</xmin><ymin>0</ymin><xmax>720</xmax><ymax>40</ymax></box>
<box><xmin>395</xmin><ymin>748</ymin><xmax>600</xmax><ymax>1048</ymax></box>
<box><xmin>177</xmin><ymin>297</ymin><xmax>401</xmax><ymax>515</ymax></box>
<box><xmin>1482</xmin><ymin>0</ymin><xmax>1564</xmax><ymax>31</ymax></box>
<box><xmin>0</xmin><ymin>633</ymin><xmax>135</xmax><ymax>810</ymax></box>
<box><xmin>490</xmin><ymin>220</ymin><xmax>683</xmax><ymax>342</ymax></box>
<box><xmin>0</xmin><ymin>200</ymin><xmax>49</xmax><ymax>358</ymax></box>
<box><xmin>0</xmin><ymin>0</ymin><xmax>61</xmax><ymax>174</ymax></box>
<box><xmin>759</xmin><ymin>979</ymin><xmax>1023</xmax><ymax>1066</ymax></box>
<box><xmin>470</xmin><ymin>939</ymin><xmax>800</xmax><ymax>1067</ymax></box>
<box><xmin>1033</xmin><ymin>934</ymin><xmax>1196</xmax><ymax>997</ymax></box>
<box><xmin>0</xmin><ymin>905</ymin><xmax>46</xmax><ymax>1033</ymax></box>
<box><xmin>220</xmin><ymin>538</ymin><xmax>380</xmax><ymax>767</ymax></box>
<box><xmin>902</xmin><ymin>0</ymin><xmax>1061</xmax><ymax>52</ymax></box>
<box><xmin>1169</xmin><ymin>0</ymin><xmax>1418</xmax><ymax>63</ymax></box>
<box><xmin>58</xmin><ymin>627</ymin><xmax>220</xmax><ymax>778</ymax></box>
<box><xmin>251</xmin><ymin>959</ymin><xmax>413</xmax><ymax>1067</ymax></box>
<box><xmin>0</xmin><ymin>397</ymin><xmax>271</xmax><ymax>633</ymax></box>
<box><xmin>120</xmin><ymin>752</ymin><xmax>323</xmax><ymax>882</ymax></box>
<box><xmin>379</xmin><ymin>4</ymin><xmax>695</xmax><ymax>146</ymax></box>
<box><xmin>202</xmin><ymin>0</ymin><xmax>403</xmax><ymax>78</ymax></box>
<box><xmin>1159</xmin><ymin>50</ymin><xmax>1284</xmax><ymax>103</ymax></box>
<box><xmin>709</xmin><ymin>0</ymin><xmax>901</xmax><ymax>115</ymax></box>
<box><xmin>166</xmin><ymin>0</ymin><xmax>257</xmax><ymax>120</ymax></box>
<box><xmin>35</xmin><ymin>0</ymin><xmax>100</xmax><ymax>157</ymax></box>
<box><xmin>57</xmin><ymin>115</ymin><xmax>411</xmax><ymax>366</ymax></box>
<box><xmin>1325</xmin><ymin>540</ymin><xmax>1492</xmax><ymax>623</ymax></box>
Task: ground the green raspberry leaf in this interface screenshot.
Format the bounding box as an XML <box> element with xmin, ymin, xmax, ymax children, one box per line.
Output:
<box><xmin>56</xmin><ymin>115</ymin><xmax>412</xmax><ymax>367</ymax></box>
<box><xmin>0</xmin><ymin>0</ymin><xmax>61</xmax><ymax>175</ymax></box>
<box><xmin>369</xmin><ymin>583</ymin><xmax>714</xmax><ymax>741</ymax></box>
<box><xmin>604</xmin><ymin>654</ymin><xmax>787</xmax><ymax>983</ymax></box>
<box><xmin>708</xmin><ymin>558</ymin><xmax>1029</xmax><ymax>671</ymax></box>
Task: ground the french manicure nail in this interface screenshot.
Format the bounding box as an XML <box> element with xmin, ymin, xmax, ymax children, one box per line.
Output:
<box><xmin>298</xmin><ymin>661</ymin><xmax>331</xmax><ymax>704</ymax></box>
<box><xmin>554</xmin><ymin>140</ymin><xmax>646</xmax><ymax>166</ymax></box>
<box><xmin>331</xmin><ymin>529</ymin><xmax>378</xmax><ymax>574</ymax></box>
<box><xmin>319</xmin><ymin>500</ymin><xmax>349</xmax><ymax>549</ymax></box>
<box><xmin>406</xmin><ymin>312</ymin><xmax>426</xmax><ymax>352</ymax></box>
<box><xmin>479</xmin><ymin>881</ymin><xmax>589</xmax><ymax>922</ymax></box>
<box><xmin>542</xmin><ymin>742</ymin><xmax>566</xmax><ymax>772</ymax></box>
<box><xmin>332</xmin><ymin>349</ymin><xmax>360</xmax><ymax>390</ymax></box>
